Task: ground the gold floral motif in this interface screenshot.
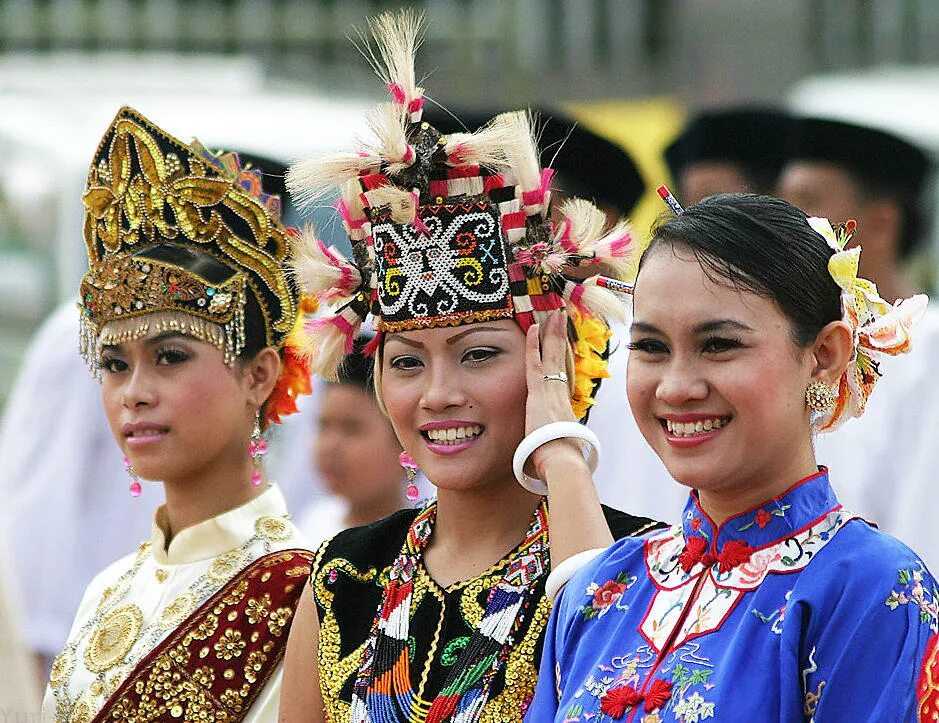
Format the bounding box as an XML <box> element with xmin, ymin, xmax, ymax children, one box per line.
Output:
<box><xmin>68</xmin><ymin>694</ymin><xmax>94</xmax><ymax>723</ymax></box>
<box><xmin>106</xmin><ymin>653</ymin><xmax>221</xmax><ymax>721</ymax></box>
<box><xmin>49</xmin><ymin>649</ymin><xmax>75</xmax><ymax>689</ymax></box>
<box><xmin>169</xmin><ymin>644</ymin><xmax>191</xmax><ymax>667</ymax></box>
<box><xmin>219</xmin><ymin>688</ymin><xmax>244</xmax><ymax>710</ymax></box>
<box><xmin>84</xmin><ymin>604</ymin><xmax>143</xmax><ymax>673</ymax></box>
<box><xmin>267</xmin><ymin>607</ymin><xmax>293</xmax><ymax>637</ymax></box>
<box><xmin>192</xmin><ymin>665</ymin><xmax>216</xmax><ymax>688</ymax></box>
<box><xmin>106</xmin><ymin>665</ymin><xmax>128</xmax><ymax>694</ymax></box>
<box><xmin>243</xmin><ymin>650</ymin><xmax>267</xmax><ymax>684</ymax></box>
<box><xmin>222</xmin><ymin>579</ymin><xmax>250</xmax><ymax>606</ymax></box>
<box><xmin>207</xmin><ymin>550</ymin><xmax>247</xmax><ymax>583</ymax></box>
<box><xmin>214</xmin><ymin>628</ymin><xmax>247</xmax><ymax>661</ymax></box>
<box><xmin>255</xmin><ymin>515</ymin><xmax>292</xmax><ymax>542</ymax></box>
<box><xmin>81</xmin><ymin>254</ymin><xmax>246</xmax><ymax>332</ymax></box>
<box><xmin>95</xmin><ymin>586</ymin><xmax>117</xmax><ymax>616</ymax></box>
<box><xmin>246</xmin><ymin>593</ymin><xmax>272</xmax><ymax>624</ymax></box>
<box><xmin>160</xmin><ymin>591</ymin><xmax>197</xmax><ymax>628</ymax></box>
<box><xmin>190</xmin><ymin>613</ymin><xmax>219</xmax><ymax>642</ymax></box>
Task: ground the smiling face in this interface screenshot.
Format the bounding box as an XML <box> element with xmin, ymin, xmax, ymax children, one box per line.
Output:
<box><xmin>99</xmin><ymin>328</ymin><xmax>254</xmax><ymax>483</ymax></box>
<box><xmin>626</xmin><ymin>243</ymin><xmax>819</xmax><ymax>508</ymax></box>
<box><xmin>379</xmin><ymin>319</ymin><xmax>528</xmax><ymax>493</ymax></box>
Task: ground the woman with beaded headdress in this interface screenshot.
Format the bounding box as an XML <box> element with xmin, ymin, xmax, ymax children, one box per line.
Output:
<box><xmin>43</xmin><ymin>107</ymin><xmax>316</xmax><ymax>721</ymax></box>
<box><xmin>526</xmin><ymin>192</ymin><xmax>939</xmax><ymax>721</ymax></box>
<box><xmin>278</xmin><ymin>10</ymin><xmax>663</xmax><ymax>723</ymax></box>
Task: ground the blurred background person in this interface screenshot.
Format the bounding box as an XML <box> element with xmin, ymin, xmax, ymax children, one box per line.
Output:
<box><xmin>778</xmin><ymin>116</ymin><xmax>932</xmax><ymax>303</ymax></box>
<box><xmin>295</xmin><ymin>337</ymin><xmax>408</xmax><ymax>547</ymax></box>
<box><xmin>0</xmin><ymin>301</ymin><xmax>156</xmax><ymax>679</ymax></box>
<box><xmin>664</xmin><ymin>107</ymin><xmax>792</xmax><ymax>203</ymax></box>
<box><xmin>778</xmin><ymin>115</ymin><xmax>939</xmax><ymax>572</ymax></box>
<box><xmin>0</xmin><ymin>529</ymin><xmax>40</xmax><ymax>716</ymax></box>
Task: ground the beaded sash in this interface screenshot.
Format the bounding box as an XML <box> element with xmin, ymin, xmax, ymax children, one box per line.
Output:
<box><xmin>91</xmin><ymin>549</ymin><xmax>312</xmax><ymax>722</ymax></box>
<box><xmin>349</xmin><ymin>501</ymin><xmax>550</xmax><ymax>723</ymax></box>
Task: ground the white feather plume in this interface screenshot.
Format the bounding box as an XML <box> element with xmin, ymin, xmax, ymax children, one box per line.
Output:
<box><xmin>443</xmin><ymin>117</ymin><xmax>519</xmax><ymax>169</ymax></box>
<box><xmin>290</xmin><ymin>225</ymin><xmax>361</xmax><ymax>302</ymax></box>
<box><xmin>366</xmin><ymin>102</ymin><xmax>412</xmax><ymax>172</ymax></box>
<box><xmin>555</xmin><ymin>198</ymin><xmax>607</xmax><ymax>251</ymax></box>
<box><xmin>359</xmin><ymin>9</ymin><xmax>424</xmax><ymax>106</ymax></box>
<box><xmin>287</xmin><ymin>151</ymin><xmax>379</xmax><ymax>211</ymax></box>
<box><xmin>364</xmin><ymin>185</ymin><xmax>418</xmax><ymax>224</ymax></box>
<box><xmin>492</xmin><ymin>110</ymin><xmax>543</xmax><ymax>193</ymax></box>
<box><xmin>578</xmin><ymin>281</ymin><xmax>628</xmax><ymax>323</ymax></box>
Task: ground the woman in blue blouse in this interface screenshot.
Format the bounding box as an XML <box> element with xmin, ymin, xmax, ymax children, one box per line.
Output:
<box><xmin>527</xmin><ymin>194</ymin><xmax>937</xmax><ymax>722</ymax></box>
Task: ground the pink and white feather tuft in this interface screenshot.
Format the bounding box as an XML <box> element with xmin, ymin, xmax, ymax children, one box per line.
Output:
<box><xmin>291</xmin><ymin>226</ymin><xmax>363</xmax><ymax>304</ymax></box>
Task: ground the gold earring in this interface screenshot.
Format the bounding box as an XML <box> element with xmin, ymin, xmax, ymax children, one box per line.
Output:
<box><xmin>805</xmin><ymin>380</ymin><xmax>836</xmax><ymax>412</ymax></box>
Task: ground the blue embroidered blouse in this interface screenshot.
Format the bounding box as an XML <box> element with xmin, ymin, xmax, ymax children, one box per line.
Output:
<box><xmin>527</xmin><ymin>469</ymin><xmax>938</xmax><ymax>722</ymax></box>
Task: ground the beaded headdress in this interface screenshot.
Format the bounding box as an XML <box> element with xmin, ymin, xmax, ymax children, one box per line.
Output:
<box><xmin>80</xmin><ymin>106</ymin><xmax>312</xmax><ymax>424</ymax></box>
<box><xmin>288</xmin><ymin>11</ymin><xmax>635</xmax><ymax>419</ymax></box>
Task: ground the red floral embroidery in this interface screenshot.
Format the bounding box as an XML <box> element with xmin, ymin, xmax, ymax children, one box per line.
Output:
<box><xmin>754</xmin><ymin>508</ymin><xmax>773</xmax><ymax>528</ymax></box>
<box><xmin>600</xmin><ymin>685</ymin><xmax>643</xmax><ymax>718</ymax></box>
<box><xmin>593</xmin><ymin>580</ymin><xmax>628</xmax><ymax>611</ymax></box>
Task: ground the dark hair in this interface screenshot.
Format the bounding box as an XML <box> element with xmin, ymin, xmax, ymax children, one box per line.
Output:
<box><xmin>643</xmin><ymin>193</ymin><xmax>842</xmax><ymax>347</ymax></box>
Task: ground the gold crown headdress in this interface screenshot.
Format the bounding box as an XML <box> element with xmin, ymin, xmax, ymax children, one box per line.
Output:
<box><xmin>287</xmin><ymin>11</ymin><xmax>637</xmax><ymax>420</ymax></box>
<box><xmin>80</xmin><ymin>106</ymin><xmax>313</xmax><ymax>424</ymax></box>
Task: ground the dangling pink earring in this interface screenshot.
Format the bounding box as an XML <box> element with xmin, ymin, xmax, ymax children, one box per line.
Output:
<box><xmin>249</xmin><ymin>412</ymin><xmax>267</xmax><ymax>486</ymax></box>
<box><xmin>124</xmin><ymin>456</ymin><xmax>142</xmax><ymax>497</ymax></box>
<box><xmin>400</xmin><ymin>451</ymin><xmax>420</xmax><ymax>503</ymax></box>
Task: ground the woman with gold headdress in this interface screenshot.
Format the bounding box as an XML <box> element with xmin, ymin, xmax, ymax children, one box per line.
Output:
<box><xmin>43</xmin><ymin>107</ymin><xmax>315</xmax><ymax>721</ymax></box>
<box><xmin>278</xmin><ymin>11</ymin><xmax>662</xmax><ymax>723</ymax></box>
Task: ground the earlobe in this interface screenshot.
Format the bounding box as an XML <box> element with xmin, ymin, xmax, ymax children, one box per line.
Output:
<box><xmin>811</xmin><ymin>320</ymin><xmax>854</xmax><ymax>385</ymax></box>
<box><xmin>246</xmin><ymin>347</ymin><xmax>282</xmax><ymax>407</ymax></box>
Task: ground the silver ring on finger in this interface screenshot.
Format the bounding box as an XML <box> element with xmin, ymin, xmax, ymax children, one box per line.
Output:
<box><xmin>542</xmin><ymin>372</ymin><xmax>568</xmax><ymax>383</ymax></box>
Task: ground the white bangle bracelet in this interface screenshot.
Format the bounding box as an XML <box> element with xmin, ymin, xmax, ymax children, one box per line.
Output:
<box><xmin>545</xmin><ymin>547</ymin><xmax>607</xmax><ymax>602</ymax></box>
<box><xmin>512</xmin><ymin>421</ymin><xmax>601</xmax><ymax>495</ymax></box>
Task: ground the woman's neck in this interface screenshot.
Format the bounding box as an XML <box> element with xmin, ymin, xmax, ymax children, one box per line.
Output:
<box><xmin>694</xmin><ymin>446</ymin><xmax>819</xmax><ymax>527</ymax></box>
<box><xmin>423</xmin><ymin>479</ymin><xmax>540</xmax><ymax>589</ymax></box>
<box><xmin>160</xmin><ymin>453</ymin><xmax>266</xmax><ymax>548</ymax></box>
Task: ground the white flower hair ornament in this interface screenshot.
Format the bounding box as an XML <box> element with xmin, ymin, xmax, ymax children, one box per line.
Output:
<box><xmin>807</xmin><ymin>216</ymin><xmax>928</xmax><ymax>432</ymax></box>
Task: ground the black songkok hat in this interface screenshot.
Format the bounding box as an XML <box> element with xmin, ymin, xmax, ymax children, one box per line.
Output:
<box><xmin>786</xmin><ymin>116</ymin><xmax>931</xmax><ymax>197</ymax></box>
<box><xmin>665</xmin><ymin>108</ymin><xmax>792</xmax><ymax>192</ymax></box>
<box><xmin>422</xmin><ymin>106</ymin><xmax>646</xmax><ymax>216</ymax></box>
